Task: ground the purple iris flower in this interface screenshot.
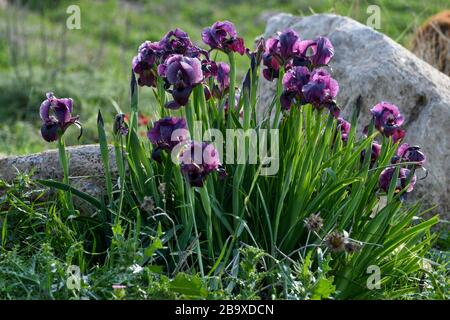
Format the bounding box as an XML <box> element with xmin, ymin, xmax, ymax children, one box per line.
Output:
<box><xmin>379</xmin><ymin>167</ymin><xmax>417</xmax><ymax>194</ymax></box>
<box><xmin>202</xmin><ymin>21</ymin><xmax>245</xmax><ymax>55</ymax></box>
<box><xmin>296</xmin><ymin>37</ymin><xmax>334</xmax><ymax>67</ymax></box>
<box><xmin>148</xmin><ymin>117</ymin><xmax>188</xmax><ymax>161</ymax></box>
<box><xmin>336</xmin><ymin>117</ymin><xmax>351</xmax><ymax>142</ymax></box>
<box><xmin>39</xmin><ymin>92</ymin><xmax>80</xmax><ymax>142</ymax></box>
<box><xmin>159</xmin><ymin>28</ymin><xmax>194</xmax><ymax>55</ymax></box>
<box><xmin>360</xmin><ymin>142</ymin><xmax>382</xmax><ymax>164</ymax></box>
<box><xmin>323</xmin><ymin>101</ymin><xmax>341</xmax><ymax>118</ymax></box>
<box><xmin>396</xmin><ymin>143</ymin><xmax>426</xmax><ymax>166</ymax></box>
<box><xmin>302</xmin><ymin>68</ymin><xmax>339</xmax><ymax>107</ymax></box>
<box><xmin>216</xmin><ymin>62</ymin><xmax>231</xmax><ymax>92</ymax></box>
<box><xmin>160</xmin><ymin>55</ymin><xmax>204</xmax><ymax>109</ymax></box>
<box><xmin>262</xmin><ymin>53</ymin><xmax>281</xmax><ymax>81</ymax></box>
<box><xmin>113</xmin><ymin>113</ymin><xmax>128</xmax><ymax>136</ymax></box>
<box><xmin>179</xmin><ymin>141</ymin><xmax>221</xmax><ymax>187</ymax></box>
<box><xmin>280</xmin><ymin>66</ymin><xmax>310</xmax><ymax>110</ymax></box>
<box><xmin>265</xmin><ymin>29</ymin><xmax>300</xmax><ymax>62</ymax></box>
<box><xmin>132</xmin><ymin>41</ymin><xmax>163</xmax><ymax>87</ymax></box>
<box><xmin>262</xmin><ymin>29</ymin><xmax>301</xmax><ymax>81</ymax></box>
<box><xmin>370</xmin><ymin>102</ymin><xmax>405</xmax><ymax>142</ymax></box>
<box><xmin>201</xmin><ymin>59</ymin><xmax>218</xmax><ymax>79</ymax></box>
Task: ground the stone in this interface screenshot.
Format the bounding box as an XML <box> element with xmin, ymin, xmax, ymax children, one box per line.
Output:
<box><xmin>260</xmin><ymin>13</ymin><xmax>450</xmax><ymax>217</ymax></box>
<box><xmin>0</xmin><ymin>144</ymin><xmax>118</xmax><ymax>213</ymax></box>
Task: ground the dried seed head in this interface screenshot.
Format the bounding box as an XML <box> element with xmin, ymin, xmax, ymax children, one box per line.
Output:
<box><xmin>304</xmin><ymin>213</ymin><xmax>324</xmax><ymax>232</ymax></box>
<box><xmin>141</xmin><ymin>196</ymin><xmax>155</xmax><ymax>213</ymax></box>
<box><xmin>324</xmin><ymin>230</ymin><xmax>347</xmax><ymax>253</ymax></box>
<box><xmin>158</xmin><ymin>182</ymin><xmax>166</xmax><ymax>195</ymax></box>
<box><xmin>345</xmin><ymin>241</ymin><xmax>361</xmax><ymax>254</ymax></box>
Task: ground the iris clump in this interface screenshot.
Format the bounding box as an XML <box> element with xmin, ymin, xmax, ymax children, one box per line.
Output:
<box><xmin>33</xmin><ymin>21</ymin><xmax>438</xmax><ymax>301</ymax></box>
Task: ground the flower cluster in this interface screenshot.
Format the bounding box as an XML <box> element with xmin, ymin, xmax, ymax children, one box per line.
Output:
<box><xmin>131</xmin><ymin>23</ymin><xmax>246</xmax><ymax>186</ymax></box>
<box><xmin>146</xmin><ymin>118</ymin><xmax>222</xmax><ymax>186</ymax></box>
<box><xmin>132</xmin><ymin>21</ymin><xmax>245</xmax><ymax>112</ymax></box>
<box><xmin>362</xmin><ymin>102</ymin><xmax>426</xmax><ymax>197</ymax></box>
<box><xmin>146</xmin><ymin>117</ymin><xmax>222</xmax><ymax>187</ymax></box>
<box><xmin>263</xmin><ymin>29</ymin><xmax>340</xmax><ymax>117</ymax></box>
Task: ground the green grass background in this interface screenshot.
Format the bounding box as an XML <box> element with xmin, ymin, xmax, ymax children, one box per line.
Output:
<box><xmin>0</xmin><ymin>0</ymin><xmax>447</xmax><ymax>155</ymax></box>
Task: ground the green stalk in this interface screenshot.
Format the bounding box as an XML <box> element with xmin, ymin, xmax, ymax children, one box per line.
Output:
<box><xmin>114</xmin><ymin>134</ymin><xmax>126</xmax><ymax>224</ymax></box>
<box><xmin>186</xmin><ymin>184</ymin><xmax>204</xmax><ymax>277</ymax></box>
<box><xmin>272</xmin><ymin>68</ymin><xmax>285</xmax><ymax>128</ymax></box>
<box><xmin>97</xmin><ymin>111</ymin><xmax>113</xmax><ymax>208</ymax></box>
<box><xmin>227</xmin><ymin>52</ymin><xmax>236</xmax><ymax>129</ymax></box>
<box><xmin>200</xmin><ymin>186</ymin><xmax>214</xmax><ymax>259</ymax></box>
<box><xmin>186</xmin><ymin>99</ymin><xmax>195</xmax><ymax>137</ymax></box>
<box><xmin>57</xmin><ymin>135</ymin><xmax>74</xmax><ymax>212</ymax></box>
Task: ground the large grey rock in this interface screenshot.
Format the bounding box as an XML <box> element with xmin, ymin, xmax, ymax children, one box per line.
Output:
<box><xmin>260</xmin><ymin>14</ymin><xmax>450</xmax><ymax>217</ymax></box>
<box><xmin>0</xmin><ymin>145</ymin><xmax>118</xmax><ymax>212</ymax></box>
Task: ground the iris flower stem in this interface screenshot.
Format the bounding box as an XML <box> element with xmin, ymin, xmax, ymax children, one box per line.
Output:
<box><xmin>227</xmin><ymin>52</ymin><xmax>236</xmax><ymax>129</ymax></box>
<box><xmin>186</xmin><ymin>184</ymin><xmax>204</xmax><ymax>277</ymax></box>
<box><xmin>57</xmin><ymin>136</ymin><xmax>74</xmax><ymax>213</ymax></box>
<box><xmin>272</xmin><ymin>68</ymin><xmax>285</xmax><ymax>128</ymax></box>
<box><xmin>114</xmin><ymin>134</ymin><xmax>127</xmax><ymax>225</ymax></box>
<box><xmin>186</xmin><ymin>99</ymin><xmax>195</xmax><ymax>137</ymax></box>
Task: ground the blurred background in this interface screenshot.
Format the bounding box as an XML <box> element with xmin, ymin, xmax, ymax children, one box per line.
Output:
<box><xmin>0</xmin><ymin>0</ymin><xmax>446</xmax><ymax>155</ymax></box>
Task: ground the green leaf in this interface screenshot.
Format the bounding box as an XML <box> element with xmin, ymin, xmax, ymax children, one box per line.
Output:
<box><xmin>144</xmin><ymin>224</ymin><xmax>165</xmax><ymax>258</ymax></box>
<box><xmin>97</xmin><ymin>110</ymin><xmax>113</xmax><ymax>206</ymax></box>
<box><xmin>312</xmin><ymin>276</ymin><xmax>336</xmax><ymax>300</ymax></box>
<box><xmin>169</xmin><ymin>273</ymin><xmax>208</xmax><ymax>298</ymax></box>
<box><xmin>37</xmin><ymin>179</ymin><xmax>103</xmax><ymax>210</ymax></box>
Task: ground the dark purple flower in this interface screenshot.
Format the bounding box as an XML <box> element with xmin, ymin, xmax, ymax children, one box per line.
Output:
<box><xmin>302</xmin><ymin>68</ymin><xmax>339</xmax><ymax>107</ymax></box>
<box><xmin>396</xmin><ymin>143</ymin><xmax>426</xmax><ymax>166</ymax></box>
<box><xmin>265</xmin><ymin>29</ymin><xmax>300</xmax><ymax>62</ymax></box>
<box><xmin>262</xmin><ymin>29</ymin><xmax>301</xmax><ymax>81</ymax></box>
<box><xmin>132</xmin><ymin>41</ymin><xmax>163</xmax><ymax>87</ymax></box>
<box><xmin>148</xmin><ymin>117</ymin><xmax>188</xmax><ymax>154</ymax></box>
<box><xmin>370</xmin><ymin>102</ymin><xmax>405</xmax><ymax>142</ymax></box>
<box><xmin>179</xmin><ymin>141</ymin><xmax>221</xmax><ymax>187</ymax></box>
<box><xmin>216</xmin><ymin>62</ymin><xmax>231</xmax><ymax>92</ymax></box>
<box><xmin>296</xmin><ymin>37</ymin><xmax>334</xmax><ymax>67</ymax></box>
<box><xmin>159</xmin><ymin>28</ymin><xmax>193</xmax><ymax>55</ymax></box>
<box><xmin>202</xmin><ymin>21</ymin><xmax>245</xmax><ymax>55</ymax></box>
<box><xmin>324</xmin><ymin>101</ymin><xmax>341</xmax><ymax>118</ymax></box>
<box><xmin>161</xmin><ymin>55</ymin><xmax>204</xmax><ymax>109</ymax></box>
<box><xmin>39</xmin><ymin>92</ymin><xmax>80</xmax><ymax>142</ymax></box>
<box><xmin>379</xmin><ymin>167</ymin><xmax>416</xmax><ymax>194</ymax></box>
<box><xmin>280</xmin><ymin>66</ymin><xmax>310</xmax><ymax>109</ymax></box>
<box><xmin>113</xmin><ymin>113</ymin><xmax>128</xmax><ymax>136</ymax></box>
<box><xmin>262</xmin><ymin>53</ymin><xmax>281</xmax><ymax>81</ymax></box>
<box><xmin>201</xmin><ymin>59</ymin><xmax>218</xmax><ymax>79</ymax></box>
<box><xmin>360</xmin><ymin>142</ymin><xmax>382</xmax><ymax>164</ymax></box>
<box><xmin>336</xmin><ymin>117</ymin><xmax>351</xmax><ymax>142</ymax></box>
